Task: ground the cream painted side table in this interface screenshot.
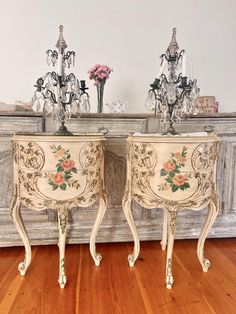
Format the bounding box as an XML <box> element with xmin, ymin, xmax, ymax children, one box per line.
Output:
<box><xmin>122</xmin><ymin>133</ymin><xmax>220</xmax><ymax>289</ymax></box>
<box><xmin>10</xmin><ymin>134</ymin><xmax>107</xmax><ymax>288</ymax></box>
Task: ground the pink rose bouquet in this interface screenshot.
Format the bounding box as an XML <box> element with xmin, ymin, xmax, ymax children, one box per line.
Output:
<box><xmin>88</xmin><ymin>64</ymin><xmax>113</xmax><ymax>86</ymax></box>
<box><xmin>88</xmin><ymin>64</ymin><xmax>113</xmax><ymax>113</ymax></box>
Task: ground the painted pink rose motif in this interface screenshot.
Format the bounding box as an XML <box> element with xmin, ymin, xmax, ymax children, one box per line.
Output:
<box><xmin>47</xmin><ymin>145</ymin><xmax>80</xmax><ymax>191</ymax></box>
<box><xmin>174</xmin><ymin>152</ymin><xmax>186</xmax><ymax>164</ymax></box>
<box><xmin>61</xmin><ymin>159</ymin><xmax>75</xmax><ymax>172</ymax></box>
<box><xmin>158</xmin><ymin>146</ymin><xmax>191</xmax><ymax>192</ymax></box>
<box><xmin>163</xmin><ymin>161</ymin><xmax>176</xmax><ymax>172</ymax></box>
<box><xmin>172</xmin><ymin>174</ymin><xmax>188</xmax><ymax>187</ymax></box>
<box><xmin>52</xmin><ymin>173</ymin><xmax>65</xmax><ymax>185</ymax></box>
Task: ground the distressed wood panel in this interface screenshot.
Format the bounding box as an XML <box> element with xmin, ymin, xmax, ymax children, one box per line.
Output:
<box><xmin>0</xmin><ymin>113</ymin><xmax>236</xmax><ymax>247</ymax></box>
<box><xmin>45</xmin><ymin>116</ymin><xmax>147</xmax><ymax>135</ymax></box>
<box><xmin>0</xmin><ymin>116</ymin><xmax>43</xmax><ymax>134</ymax></box>
<box><xmin>0</xmin><ymin>116</ymin><xmax>48</xmax><ymax>247</ymax></box>
<box><xmin>162</xmin><ymin>117</ymin><xmax>236</xmax><ymax>134</ymax></box>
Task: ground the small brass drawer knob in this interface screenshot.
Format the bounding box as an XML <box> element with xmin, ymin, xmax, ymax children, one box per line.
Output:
<box><xmin>98</xmin><ymin>126</ymin><xmax>108</xmax><ymax>135</ymax></box>
<box><xmin>204</xmin><ymin>125</ymin><xmax>214</xmax><ymax>133</ymax></box>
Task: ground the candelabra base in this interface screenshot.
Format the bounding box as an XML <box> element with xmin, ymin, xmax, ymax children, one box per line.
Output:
<box><xmin>53</xmin><ymin>123</ymin><xmax>73</xmax><ymax>136</ymax></box>
<box><xmin>162</xmin><ymin>125</ymin><xmax>180</xmax><ymax>136</ymax></box>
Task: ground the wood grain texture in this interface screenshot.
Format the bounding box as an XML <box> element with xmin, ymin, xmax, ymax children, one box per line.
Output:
<box><xmin>0</xmin><ymin>239</ymin><xmax>235</xmax><ymax>314</ymax></box>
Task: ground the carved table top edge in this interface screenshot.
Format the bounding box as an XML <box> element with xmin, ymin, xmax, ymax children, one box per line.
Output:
<box><xmin>126</xmin><ymin>133</ymin><xmax>220</xmax><ymax>143</ymax></box>
<box><xmin>11</xmin><ymin>133</ymin><xmax>106</xmax><ymax>142</ymax></box>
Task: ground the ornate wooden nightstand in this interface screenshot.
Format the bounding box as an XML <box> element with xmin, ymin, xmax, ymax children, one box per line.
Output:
<box><xmin>10</xmin><ymin>134</ymin><xmax>107</xmax><ymax>288</ymax></box>
<box><xmin>122</xmin><ymin>133</ymin><xmax>220</xmax><ymax>289</ymax></box>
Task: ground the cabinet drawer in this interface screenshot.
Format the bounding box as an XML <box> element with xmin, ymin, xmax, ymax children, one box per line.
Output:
<box><xmin>47</xmin><ymin>117</ymin><xmax>147</xmax><ymax>135</ymax></box>
<box><xmin>0</xmin><ymin>116</ymin><xmax>43</xmax><ymax>133</ymax></box>
<box><xmin>168</xmin><ymin>118</ymin><xmax>236</xmax><ymax>134</ymax></box>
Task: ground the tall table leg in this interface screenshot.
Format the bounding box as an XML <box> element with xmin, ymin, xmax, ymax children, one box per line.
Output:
<box><xmin>90</xmin><ymin>196</ymin><xmax>107</xmax><ymax>266</ymax></box>
<box><xmin>161</xmin><ymin>208</ymin><xmax>168</xmax><ymax>251</ymax></box>
<box><xmin>57</xmin><ymin>208</ymin><xmax>68</xmax><ymax>288</ymax></box>
<box><xmin>165</xmin><ymin>210</ymin><xmax>178</xmax><ymax>289</ymax></box>
<box><xmin>10</xmin><ymin>190</ymin><xmax>32</xmax><ymax>276</ymax></box>
<box><xmin>197</xmin><ymin>197</ymin><xmax>219</xmax><ymax>272</ymax></box>
<box><xmin>123</xmin><ymin>197</ymin><xmax>140</xmax><ymax>267</ymax></box>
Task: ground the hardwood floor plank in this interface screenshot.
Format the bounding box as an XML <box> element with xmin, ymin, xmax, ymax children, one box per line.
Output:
<box><xmin>0</xmin><ymin>247</ymin><xmax>23</xmax><ymax>304</ymax></box>
<box><xmin>78</xmin><ymin>243</ymin><xmax>147</xmax><ymax>314</ymax></box>
<box><xmin>0</xmin><ymin>239</ymin><xmax>235</xmax><ymax>314</ymax></box>
<box><xmin>130</xmin><ymin>241</ymin><xmax>213</xmax><ymax>314</ymax></box>
<box><xmin>173</xmin><ymin>239</ymin><xmax>236</xmax><ymax>314</ymax></box>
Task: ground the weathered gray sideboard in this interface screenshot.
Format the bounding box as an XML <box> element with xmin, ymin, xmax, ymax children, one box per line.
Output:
<box><xmin>0</xmin><ymin>111</ymin><xmax>236</xmax><ymax>246</ymax></box>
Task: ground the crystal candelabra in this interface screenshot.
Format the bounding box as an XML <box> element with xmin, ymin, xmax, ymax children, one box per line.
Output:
<box><xmin>32</xmin><ymin>25</ymin><xmax>90</xmax><ymax>135</ymax></box>
<box><xmin>145</xmin><ymin>28</ymin><xmax>199</xmax><ymax>135</ymax></box>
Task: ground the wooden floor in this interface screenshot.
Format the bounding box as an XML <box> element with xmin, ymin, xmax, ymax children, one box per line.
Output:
<box><xmin>0</xmin><ymin>239</ymin><xmax>236</xmax><ymax>314</ymax></box>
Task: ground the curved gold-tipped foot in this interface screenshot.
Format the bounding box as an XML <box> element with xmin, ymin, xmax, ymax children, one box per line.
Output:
<box><xmin>18</xmin><ymin>262</ymin><xmax>26</xmax><ymax>276</ymax></box>
<box><xmin>58</xmin><ymin>274</ymin><xmax>67</xmax><ymax>289</ymax></box>
<box><xmin>128</xmin><ymin>254</ymin><xmax>136</xmax><ymax>267</ymax></box>
<box><xmin>94</xmin><ymin>253</ymin><xmax>102</xmax><ymax>266</ymax></box>
<box><xmin>166</xmin><ymin>275</ymin><xmax>174</xmax><ymax>289</ymax></box>
<box><xmin>202</xmin><ymin>258</ymin><xmax>211</xmax><ymax>272</ymax></box>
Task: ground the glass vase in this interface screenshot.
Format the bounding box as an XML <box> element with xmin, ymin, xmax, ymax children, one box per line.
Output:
<box><xmin>96</xmin><ymin>83</ymin><xmax>105</xmax><ymax>113</ymax></box>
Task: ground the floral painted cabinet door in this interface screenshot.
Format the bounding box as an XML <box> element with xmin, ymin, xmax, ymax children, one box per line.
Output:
<box><xmin>123</xmin><ymin>133</ymin><xmax>220</xmax><ymax>288</ymax></box>
<box><xmin>10</xmin><ymin>134</ymin><xmax>106</xmax><ymax>288</ymax></box>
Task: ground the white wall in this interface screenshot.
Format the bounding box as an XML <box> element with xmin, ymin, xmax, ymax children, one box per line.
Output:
<box><xmin>0</xmin><ymin>0</ymin><xmax>235</xmax><ymax>112</ymax></box>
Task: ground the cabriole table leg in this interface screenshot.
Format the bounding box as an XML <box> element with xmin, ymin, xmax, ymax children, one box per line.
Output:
<box><xmin>161</xmin><ymin>208</ymin><xmax>168</xmax><ymax>251</ymax></box>
<box><xmin>122</xmin><ymin>197</ymin><xmax>140</xmax><ymax>267</ymax></box>
<box><xmin>57</xmin><ymin>208</ymin><xmax>68</xmax><ymax>289</ymax></box>
<box><xmin>165</xmin><ymin>210</ymin><xmax>178</xmax><ymax>289</ymax></box>
<box><xmin>10</xmin><ymin>189</ymin><xmax>32</xmax><ymax>277</ymax></box>
<box><xmin>90</xmin><ymin>196</ymin><xmax>107</xmax><ymax>266</ymax></box>
<box><xmin>197</xmin><ymin>196</ymin><xmax>219</xmax><ymax>272</ymax></box>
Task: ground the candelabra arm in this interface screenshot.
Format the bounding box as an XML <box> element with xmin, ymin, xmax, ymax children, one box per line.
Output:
<box><xmin>160</xmin><ymin>73</ymin><xmax>168</xmax><ymax>83</ymax></box>
<box><xmin>160</xmin><ymin>53</ymin><xmax>168</xmax><ymax>62</ymax></box>
<box><xmin>177</xmin><ymin>49</ymin><xmax>185</xmax><ymax>61</ymax></box>
<box><xmin>66</xmin><ymin>73</ymin><xmax>76</xmax><ymax>81</ymax></box>
<box><xmin>45</xmin><ymin>90</ymin><xmax>57</xmax><ymax>104</ymax></box>
<box><xmin>176</xmin><ymin>73</ymin><xmax>182</xmax><ymax>84</ymax></box>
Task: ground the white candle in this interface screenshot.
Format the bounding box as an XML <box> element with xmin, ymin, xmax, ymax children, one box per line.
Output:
<box><xmin>57</xmin><ymin>53</ymin><xmax>63</xmax><ymax>76</ymax></box>
<box><xmin>157</xmin><ymin>58</ymin><xmax>167</xmax><ymax>78</ymax></box>
<box><xmin>189</xmin><ymin>60</ymin><xmax>193</xmax><ymax>80</ymax></box>
<box><xmin>182</xmin><ymin>53</ymin><xmax>187</xmax><ymax>77</ymax></box>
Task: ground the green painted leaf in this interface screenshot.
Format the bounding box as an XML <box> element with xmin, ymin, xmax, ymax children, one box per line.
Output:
<box><xmin>57</xmin><ymin>167</ymin><xmax>64</xmax><ymax>172</ymax></box>
<box><xmin>60</xmin><ymin>183</ymin><xmax>66</xmax><ymax>190</ymax></box>
<box><xmin>65</xmin><ymin>174</ymin><xmax>72</xmax><ymax>180</ymax></box>
<box><xmin>67</xmin><ymin>154</ymin><xmax>71</xmax><ymax>159</ymax></box>
<box><xmin>172</xmin><ymin>185</ymin><xmax>179</xmax><ymax>192</ymax></box>
<box><xmin>72</xmin><ymin>168</ymin><xmax>77</xmax><ymax>173</ymax></box>
<box><xmin>53</xmin><ymin>185</ymin><xmax>58</xmax><ymax>190</ymax></box>
<box><xmin>166</xmin><ymin>177</ymin><xmax>173</xmax><ymax>184</ymax></box>
<box><xmin>160</xmin><ymin>169</ymin><xmax>167</xmax><ymax>176</ymax></box>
